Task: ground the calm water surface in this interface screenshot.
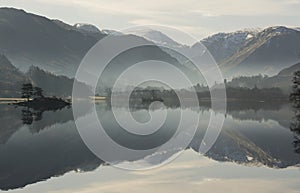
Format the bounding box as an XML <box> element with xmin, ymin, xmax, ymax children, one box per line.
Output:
<box><xmin>0</xmin><ymin>102</ymin><xmax>300</xmax><ymax>193</ymax></box>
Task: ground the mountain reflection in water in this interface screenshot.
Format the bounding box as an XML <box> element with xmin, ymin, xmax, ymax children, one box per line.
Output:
<box><xmin>0</xmin><ymin>101</ymin><xmax>299</xmax><ymax>191</ymax></box>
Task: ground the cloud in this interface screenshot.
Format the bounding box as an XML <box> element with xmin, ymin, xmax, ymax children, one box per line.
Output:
<box><xmin>33</xmin><ymin>0</ymin><xmax>290</xmax><ymax>16</ymax></box>
<box><xmin>0</xmin><ymin>0</ymin><xmax>299</xmax><ymax>40</ymax></box>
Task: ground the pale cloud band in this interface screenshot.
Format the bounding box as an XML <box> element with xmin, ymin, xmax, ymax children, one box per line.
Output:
<box><xmin>0</xmin><ymin>0</ymin><xmax>299</xmax><ymax>41</ymax></box>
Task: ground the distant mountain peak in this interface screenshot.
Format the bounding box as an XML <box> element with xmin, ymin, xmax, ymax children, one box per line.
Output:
<box><xmin>0</xmin><ymin>54</ymin><xmax>11</xmax><ymax>65</ymax></box>
<box><xmin>261</xmin><ymin>26</ymin><xmax>298</xmax><ymax>36</ymax></box>
<box><xmin>101</xmin><ymin>29</ymin><xmax>123</xmax><ymax>36</ymax></box>
<box><xmin>219</xmin><ymin>26</ymin><xmax>300</xmax><ymax>77</ymax></box>
<box><xmin>128</xmin><ymin>28</ymin><xmax>184</xmax><ymax>48</ymax></box>
<box><xmin>74</xmin><ymin>23</ymin><xmax>101</xmax><ymax>33</ymax></box>
<box><xmin>0</xmin><ymin>7</ymin><xmax>26</xmax><ymax>13</ymax></box>
<box><xmin>294</xmin><ymin>27</ymin><xmax>300</xmax><ymax>31</ymax></box>
<box><xmin>199</xmin><ymin>29</ymin><xmax>259</xmax><ymax>63</ymax></box>
<box><xmin>203</xmin><ymin>29</ymin><xmax>259</xmax><ymax>40</ymax></box>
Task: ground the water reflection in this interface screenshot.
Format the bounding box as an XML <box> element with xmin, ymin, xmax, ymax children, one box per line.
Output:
<box><xmin>289</xmin><ymin>94</ymin><xmax>300</xmax><ymax>154</ymax></box>
<box><xmin>0</xmin><ymin>101</ymin><xmax>299</xmax><ymax>190</ymax></box>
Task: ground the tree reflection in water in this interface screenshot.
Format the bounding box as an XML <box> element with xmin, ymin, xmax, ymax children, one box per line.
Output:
<box><xmin>289</xmin><ymin>71</ymin><xmax>300</xmax><ymax>153</ymax></box>
<box><xmin>21</xmin><ymin>107</ymin><xmax>43</xmax><ymax>125</ymax></box>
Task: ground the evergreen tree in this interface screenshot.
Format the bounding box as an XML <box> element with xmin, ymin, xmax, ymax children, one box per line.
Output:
<box><xmin>290</xmin><ymin>71</ymin><xmax>300</xmax><ymax>105</ymax></box>
<box><xmin>33</xmin><ymin>87</ymin><xmax>44</xmax><ymax>98</ymax></box>
<box><xmin>21</xmin><ymin>83</ymin><xmax>33</xmax><ymax>102</ymax></box>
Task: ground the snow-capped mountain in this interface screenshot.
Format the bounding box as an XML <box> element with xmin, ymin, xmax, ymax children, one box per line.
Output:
<box><xmin>128</xmin><ymin>28</ymin><xmax>185</xmax><ymax>48</ymax></box>
<box><xmin>128</xmin><ymin>29</ymin><xmax>216</xmax><ymax>74</ymax></box>
<box><xmin>1</xmin><ymin>7</ymin><xmax>300</xmax><ymax>81</ymax></box>
<box><xmin>199</xmin><ymin>29</ymin><xmax>260</xmax><ymax>63</ymax></box>
<box><xmin>220</xmin><ymin>26</ymin><xmax>300</xmax><ymax>77</ymax></box>
<box><xmin>126</xmin><ymin>28</ymin><xmax>206</xmax><ymax>78</ymax></box>
<box><xmin>74</xmin><ymin>23</ymin><xmax>101</xmax><ymax>33</ymax></box>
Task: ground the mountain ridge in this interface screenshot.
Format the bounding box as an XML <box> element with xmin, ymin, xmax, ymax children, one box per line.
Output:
<box><xmin>0</xmin><ymin>8</ymin><xmax>300</xmax><ymax>83</ymax></box>
<box><xmin>0</xmin><ymin>54</ymin><xmax>91</xmax><ymax>97</ymax></box>
<box><xmin>219</xmin><ymin>26</ymin><xmax>300</xmax><ymax>77</ymax></box>
<box><xmin>0</xmin><ymin>7</ymin><xmax>106</xmax><ymax>77</ymax></box>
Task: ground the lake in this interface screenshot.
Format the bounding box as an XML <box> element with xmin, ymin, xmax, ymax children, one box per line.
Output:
<box><xmin>0</xmin><ymin>101</ymin><xmax>300</xmax><ymax>193</ymax></box>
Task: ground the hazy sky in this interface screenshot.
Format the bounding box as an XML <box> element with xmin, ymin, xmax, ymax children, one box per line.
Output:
<box><xmin>0</xmin><ymin>0</ymin><xmax>300</xmax><ymax>39</ymax></box>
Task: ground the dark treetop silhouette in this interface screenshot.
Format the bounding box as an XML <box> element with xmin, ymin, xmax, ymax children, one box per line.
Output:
<box><xmin>16</xmin><ymin>83</ymin><xmax>70</xmax><ymax>125</ymax></box>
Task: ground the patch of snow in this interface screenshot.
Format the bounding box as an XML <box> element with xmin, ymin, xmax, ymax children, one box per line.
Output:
<box><xmin>74</xmin><ymin>23</ymin><xmax>101</xmax><ymax>33</ymax></box>
<box><xmin>246</xmin><ymin>155</ymin><xmax>254</xmax><ymax>161</ymax></box>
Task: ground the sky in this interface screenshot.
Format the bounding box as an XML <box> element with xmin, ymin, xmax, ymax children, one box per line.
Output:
<box><xmin>0</xmin><ymin>0</ymin><xmax>299</xmax><ymax>40</ymax></box>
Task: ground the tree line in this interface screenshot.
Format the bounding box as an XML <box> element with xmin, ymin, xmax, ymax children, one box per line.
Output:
<box><xmin>21</xmin><ymin>83</ymin><xmax>44</xmax><ymax>102</ymax></box>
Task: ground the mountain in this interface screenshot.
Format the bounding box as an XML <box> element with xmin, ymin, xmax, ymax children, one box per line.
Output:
<box><xmin>0</xmin><ymin>8</ymin><xmax>106</xmax><ymax>77</ymax></box>
<box><xmin>0</xmin><ymin>55</ymin><xmax>28</xmax><ymax>97</ymax></box>
<box><xmin>101</xmin><ymin>29</ymin><xmax>123</xmax><ymax>36</ymax></box>
<box><xmin>219</xmin><ymin>26</ymin><xmax>300</xmax><ymax>77</ymax></box>
<box><xmin>1</xmin><ymin>8</ymin><xmax>299</xmax><ymax>84</ymax></box>
<box><xmin>127</xmin><ymin>28</ymin><xmax>203</xmax><ymax>60</ymax></box>
<box><xmin>129</xmin><ymin>28</ymin><xmax>184</xmax><ymax>48</ymax></box>
<box><xmin>74</xmin><ymin>23</ymin><xmax>101</xmax><ymax>33</ymax></box>
<box><xmin>276</xmin><ymin>62</ymin><xmax>300</xmax><ymax>76</ymax></box>
<box><xmin>27</xmin><ymin>66</ymin><xmax>92</xmax><ymax>97</ymax></box>
<box><xmin>0</xmin><ymin>55</ymin><xmax>91</xmax><ymax>98</ymax></box>
<box><xmin>199</xmin><ymin>29</ymin><xmax>260</xmax><ymax>63</ymax></box>
<box><xmin>133</xmin><ymin>27</ymin><xmax>300</xmax><ymax>83</ymax></box>
<box><xmin>127</xmin><ymin>28</ymin><xmax>215</xmax><ymax>82</ymax></box>
<box><xmin>130</xmin><ymin>28</ymin><xmax>261</xmax><ymax>65</ymax></box>
<box><xmin>223</xmin><ymin>61</ymin><xmax>300</xmax><ymax>93</ymax></box>
<box><xmin>96</xmin><ymin>34</ymin><xmax>203</xmax><ymax>89</ymax></box>
<box><xmin>0</xmin><ymin>8</ymin><xmax>197</xmax><ymax>84</ymax></box>
<box><xmin>259</xmin><ymin>62</ymin><xmax>300</xmax><ymax>93</ymax></box>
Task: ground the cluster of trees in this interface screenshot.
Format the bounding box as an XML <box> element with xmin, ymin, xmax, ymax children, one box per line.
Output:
<box><xmin>290</xmin><ymin>71</ymin><xmax>300</xmax><ymax>105</ymax></box>
<box><xmin>226</xmin><ymin>87</ymin><xmax>285</xmax><ymax>100</ymax></box>
<box><xmin>21</xmin><ymin>108</ymin><xmax>42</xmax><ymax>125</ymax></box>
<box><xmin>290</xmin><ymin>71</ymin><xmax>300</xmax><ymax>154</ymax></box>
<box><xmin>226</xmin><ymin>74</ymin><xmax>269</xmax><ymax>88</ymax></box>
<box><xmin>107</xmin><ymin>83</ymin><xmax>287</xmax><ymax>105</ymax></box>
<box><xmin>21</xmin><ymin>83</ymin><xmax>44</xmax><ymax>102</ymax></box>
